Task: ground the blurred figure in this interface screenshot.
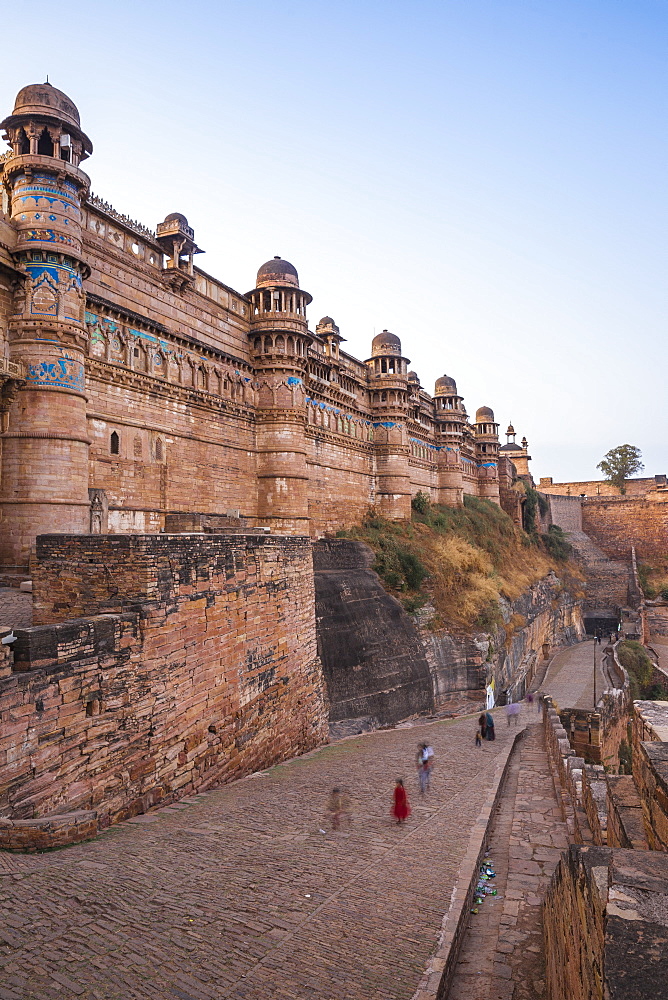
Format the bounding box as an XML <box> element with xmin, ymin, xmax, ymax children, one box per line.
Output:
<box><xmin>475</xmin><ymin>729</ymin><xmax>482</xmax><ymax>747</ymax></box>
<box><xmin>478</xmin><ymin>713</ymin><xmax>487</xmax><ymax>740</ymax></box>
<box><xmin>392</xmin><ymin>778</ymin><xmax>411</xmax><ymax>824</ymax></box>
<box><xmin>416</xmin><ymin>742</ymin><xmax>435</xmax><ymax>795</ymax></box>
<box><xmin>506</xmin><ymin>702</ymin><xmax>520</xmax><ymax>726</ymax></box>
<box><xmin>326</xmin><ymin>787</ymin><xmax>352</xmax><ymax>830</ymax></box>
<box><xmin>485</xmin><ymin>711</ymin><xmax>495</xmax><ymax>741</ymax></box>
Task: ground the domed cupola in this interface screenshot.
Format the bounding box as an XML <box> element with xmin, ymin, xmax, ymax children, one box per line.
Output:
<box><xmin>248</xmin><ymin>256</ymin><xmax>313</xmax><ymax>364</ymax></box>
<box><xmin>256</xmin><ymin>256</ymin><xmax>300</xmax><ymax>288</ymax></box>
<box><xmin>1</xmin><ymin>81</ymin><xmax>92</xmax><ymax>163</ymax></box>
<box><xmin>435</xmin><ymin>375</ymin><xmax>457</xmax><ymax>394</ymax></box>
<box><xmin>365</xmin><ymin>329</ymin><xmax>410</xmax><ymax>415</ymax></box>
<box><xmin>156</xmin><ymin>213</ymin><xmax>203</xmax><ymax>286</ymax></box>
<box><xmin>433</xmin><ymin>374</ymin><xmax>466</xmax><ymax>442</ymax></box>
<box><xmin>1</xmin><ymin>79</ymin><xmax>94</xmax><ymax>281</ymax></box>
<box><xmin>316</xmin><ymin>316</ymin><xmax>344</xmax><ymax>359</ymax></box>
<box><xmin>474</xmin><ymin>405</ymin><xmax>500</xmax><ymax>458</ymax></box>
<box><xmin>371</xmin><ymin>329</ymin><xmax>402</xmax><ymax>356</ymax></box>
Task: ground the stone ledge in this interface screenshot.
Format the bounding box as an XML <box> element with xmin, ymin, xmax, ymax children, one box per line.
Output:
<box><xmin>411</xmin><ymin>724</ymin><xmax>527</xmax><ymax>1000</ymax></box>
<box><xmin>0</xmin><ymin>809</ymin><xmax>98</xmax><ymax>852</ymax></box>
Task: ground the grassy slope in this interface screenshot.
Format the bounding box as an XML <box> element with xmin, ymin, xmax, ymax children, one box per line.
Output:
<box><xmin>638</xmin><ymin>559</ymin><xmax>668</xmax><ymax>600</ymax></box>
<box><xmin>336</xmin><ymin>495</ymin><xmax>584</xmax><ymax>631</ymax></box>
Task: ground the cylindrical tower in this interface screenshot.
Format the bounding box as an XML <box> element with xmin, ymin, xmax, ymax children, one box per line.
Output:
<box><xmin>247</xmin><ymin>257</ymin><xmax>312</xmax><ymax>532</ymax></box>
<box><xmin>365</xmin><ymin>330</ymin><xmax>411</xmax><ymax>519</ymax></box>
<box><xmin>0</xmin><ymin>83</ymin><xmax>93</xmax><ymax>568</ymax></box>
<box><xmin>433</xmin><ymin>375</ymin><xmax>465</xmax><ymax>506</ymax></box>
<box><xmin>474</xmin><ymin>405</ymin><xmax>500</xmax><ymax>504</ymax></box>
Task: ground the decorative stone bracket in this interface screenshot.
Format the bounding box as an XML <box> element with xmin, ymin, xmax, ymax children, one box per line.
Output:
<box><xmin>0</xmin><ymin>357</ymin><xmax>25</xmax><ymax>432</ymax></box>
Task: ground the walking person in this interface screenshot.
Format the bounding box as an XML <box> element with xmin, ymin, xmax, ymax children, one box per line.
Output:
<box><xmin>478</xmin><ymin>712</ymin><xmax>487</xmax><ymax>741</ymax></box>
<box><xmin>392</xmin><ymin>778</ymin><xmax>411</xmax><ymax>824</ymax></box>
<box><xmin>485</xmin><ymin>710</ymin><xmax>495</xmax><ymax>741</ymax></box>
<box><xmin>416</xmin><ymin>744</ymin><xmax>430</xmax><ymax>796</ymax></box>
<box><xmin>327</xmin><ymin>787</ymin><xmax>345</xmax><ymax>830</ymax></box>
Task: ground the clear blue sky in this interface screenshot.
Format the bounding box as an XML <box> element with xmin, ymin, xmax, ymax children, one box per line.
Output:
<box><xmin>2</xmin><ymin>0</ymin><xmax>666</xmax><ymax>482</ymax></box>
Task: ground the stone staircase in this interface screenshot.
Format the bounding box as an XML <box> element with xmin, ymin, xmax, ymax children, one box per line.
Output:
<box><xmin>565</xmin><ymin>530</ymin><xmax>630</xmax><ymax>621</ymax></box>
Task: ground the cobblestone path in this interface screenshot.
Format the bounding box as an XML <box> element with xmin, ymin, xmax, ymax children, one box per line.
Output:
<box><xmin>447</xmin><ymin>716</ymin><xmax>568</xmax><ymax>1000</ymax></box>
<box><xmin>541</xmin><ymin>639</ymin><xmax>607</xmax><ymax>710</ymax></box>
<box><xmin>0</xmin><ymin>588</ymin><xmax>32</xmax><ymax>630</ymax></box>
<box><xmin>0</xmin><ymin>713</ymin><xmax>519</xmax><ymax>1000</ymax></box>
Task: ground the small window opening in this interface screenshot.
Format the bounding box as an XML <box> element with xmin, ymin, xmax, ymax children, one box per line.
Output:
<box><xmin>155</xmin><ymin>439</ymin><xmax>163</xmax><ymax>461</ymax></box>
<box><xmin>110</xmin><ymin>431</ymin><xmax>119</xmax><ymax>455</ymax></box>
<box><xmin>134</xmin><ymin>347</ymin><xmax>140</xmax><ymax>357</ymax></box>
<box><xmin>37</xmin><ymin>128</ymin><xmax>53</xmax><ymax>157</ymax></box>
<box><xmin>19</xmin><ymin>129</ymin><xmax>29</xmax><ymax>155</ymax></box>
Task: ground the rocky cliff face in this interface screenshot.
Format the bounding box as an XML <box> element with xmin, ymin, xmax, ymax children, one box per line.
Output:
<box><xmin>314</xmin><ymin>540</ymin><xmax>584</xmax><ymax>730</ymax></box>
<box><xmin>313</xmin><ymin>539</ymin><xmax>434</xmax><ymax>735</ymax></box>
<box><xmin>416</xmin><ymin>571</ymin><xmax>585</xmax><ymax>714</ymax></box>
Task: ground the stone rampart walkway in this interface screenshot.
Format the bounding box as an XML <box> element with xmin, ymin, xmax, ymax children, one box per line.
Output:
<box><xmin>446</xmin><ymin>719</ymin><xmax>568</xmax><ymax>1000</ymax></box>
<box><xmin>1</xmin><ymin>713</ymin><xmax>519</xmax><ymax>1000</ymax></box>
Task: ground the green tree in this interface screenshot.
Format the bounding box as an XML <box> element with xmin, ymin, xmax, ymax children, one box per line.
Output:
<box><xmin>597</xmin><ymin>445</ymin><xmax>644</xmax><ymax>495</ymax></box>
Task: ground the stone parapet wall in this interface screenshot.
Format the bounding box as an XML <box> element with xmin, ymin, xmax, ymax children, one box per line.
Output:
<box><xmin>557</xmin><ymin>646</ymin><xmax>630</xmax><ymax>767</ymax></box>
<box><xmin>605</xmin><ymin>775</ymin><xmax>648</xmax><ymax>850</ymax></box>
<box><xmin>0</xmin><ymin>810</ymin><xmax>98</xmax><ymax>852</ymax></box>
<box><xmin>540</xmin><ymin>476</ymin><xmax>661</xmax><ymax>498</ymax></box>
<box><xmin>0</xmin><ymin>533</ymin><xmax>327</xmax><ymax>846</ymax></box>
<box><xmin>632</xmin><ymin>699</ymin><xmax>668</xmax><ymax>745</ymax></box>
<box><xmin>582</xmin><ymin>765</ymin><xmax>608</xmax><ymax>845</ymax></box>
<box><xmin>633</xmin><ymin>741</ymin><xmax>668</xmax><ymax>852</ymax></box>
<box><xmin>544</xmin><ymin>846</ymin><xmax>668</xmax><ymax>1000</ymax></box>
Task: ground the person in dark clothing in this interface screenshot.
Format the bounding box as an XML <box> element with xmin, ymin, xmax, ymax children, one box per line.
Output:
<box><xmin>485</xmin><ymin>711</ymin><xmax>495</xmax><ymax>741</ymax></box>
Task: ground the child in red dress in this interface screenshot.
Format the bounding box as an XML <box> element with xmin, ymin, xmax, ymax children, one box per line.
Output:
<box><xmin>392</xmin><ymin>778</ymin><xmax>411</xmax><ymax>824</ymax></box>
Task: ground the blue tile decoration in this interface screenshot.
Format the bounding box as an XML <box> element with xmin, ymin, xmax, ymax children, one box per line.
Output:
<box><xmin>26</xmin><ymin>352</ymin><xmax>85</xmax><ymax>391</ymax></box>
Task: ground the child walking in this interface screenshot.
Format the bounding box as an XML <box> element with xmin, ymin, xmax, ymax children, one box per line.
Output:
<box><xmin>392</xmin><ymin>778</ymin><xmax>411</xmax><ymax>825</ymax></box>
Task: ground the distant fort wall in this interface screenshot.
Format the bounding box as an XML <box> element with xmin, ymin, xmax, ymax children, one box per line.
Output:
<box><xmin>544</xmin><ymin>477</ymin><xmax>668</xmax><ymax>564</ymax></box>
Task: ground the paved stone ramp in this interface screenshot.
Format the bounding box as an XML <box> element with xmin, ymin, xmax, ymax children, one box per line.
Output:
<box><xmin>0</xmin><ymin>713</ymin><xmax>517</xmax><ymax>1000</ymax></box>
<box><xmin>447</xmin><ymin>718</ymin><xmax>568</xmax><ymax>1000</ymax></box>
<box><xmin>540</xmin><ymin>639</ymin><xmax>608</xmax><ymax>711</ymax></box>
<box><xmin>0</xmin><ymin>588</ymin><xmax>32</xmax><ymax>630</ymax></box>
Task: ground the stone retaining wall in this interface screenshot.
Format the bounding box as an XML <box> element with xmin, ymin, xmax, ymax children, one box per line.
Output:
<box><xmin>0</xmin><ymin>533</ymin><xmax>327</xmax><ymax>848</ymax></box>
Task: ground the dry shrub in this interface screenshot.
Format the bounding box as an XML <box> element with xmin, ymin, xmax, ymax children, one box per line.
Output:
<box><xmin>340</xmin><ymin>497</ymin><xmax>581</xmax><ymax>630</ymax></box>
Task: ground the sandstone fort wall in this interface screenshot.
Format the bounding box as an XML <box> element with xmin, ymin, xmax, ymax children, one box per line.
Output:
<box><xmin>0</xmin><ymin>79</ymin><xmax>527</xmax><ymax>565</ymax></box>
<box><xmin>581</xmin><ymin>496</ymin><xmax>668</xmax><ymax>562</ymax></box>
